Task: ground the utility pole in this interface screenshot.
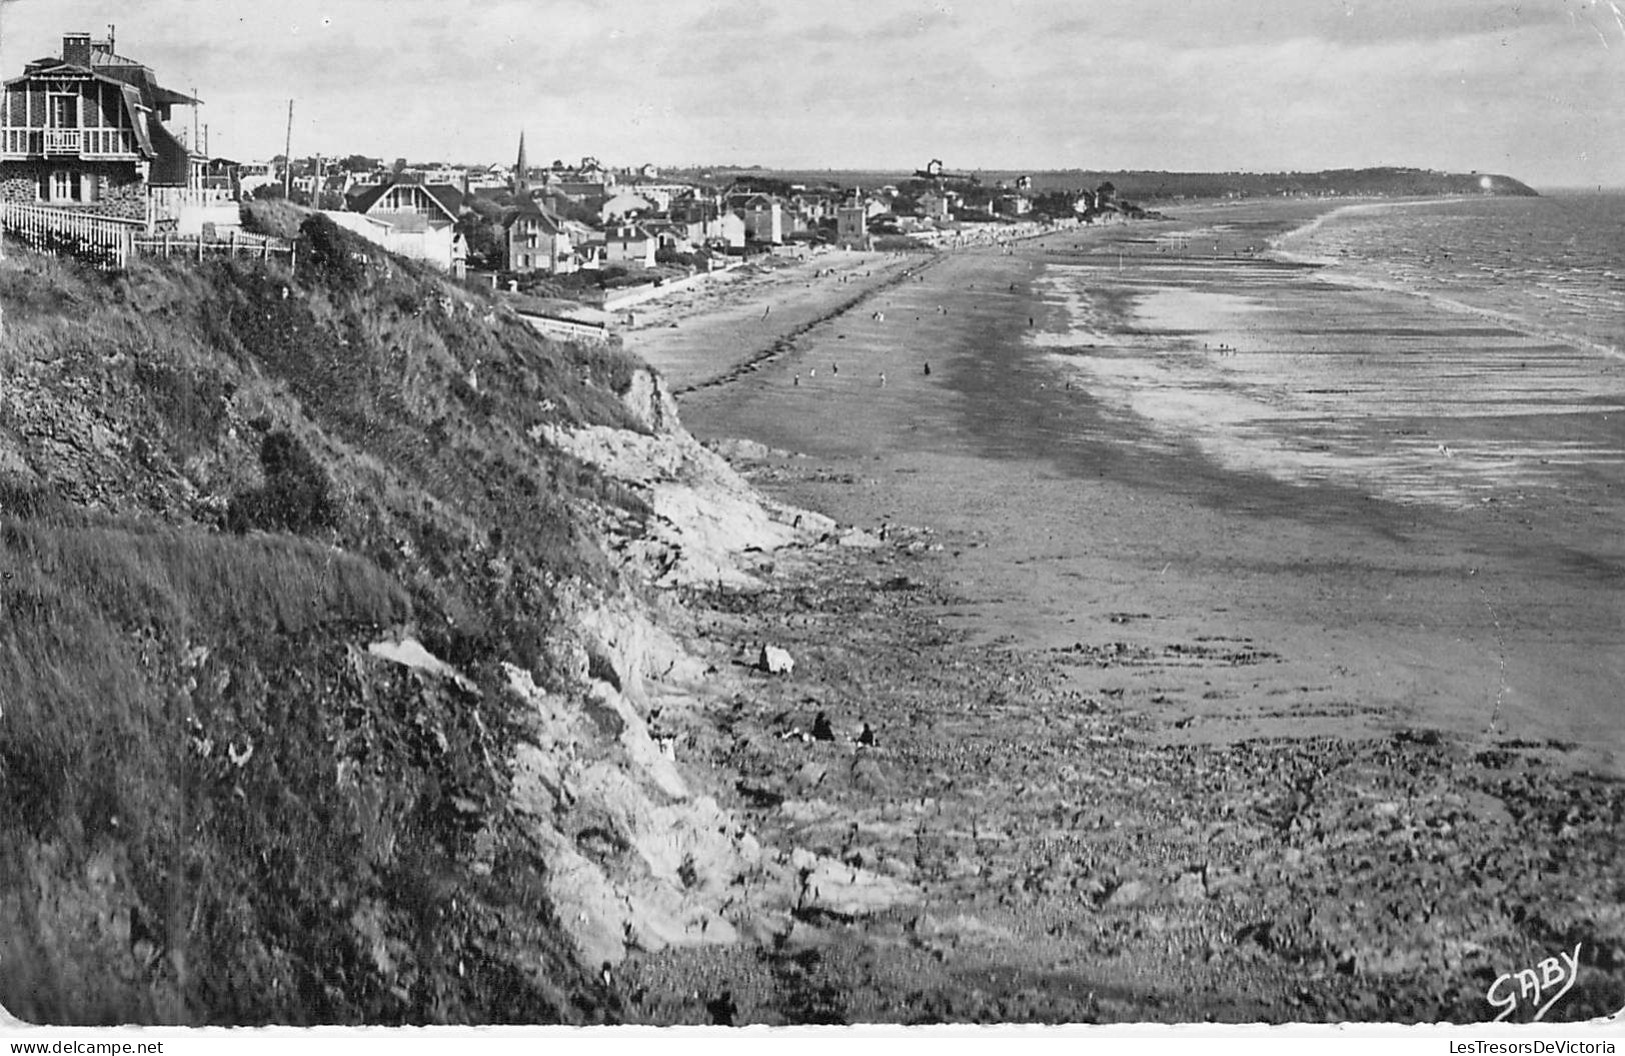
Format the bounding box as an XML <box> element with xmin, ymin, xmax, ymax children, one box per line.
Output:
<box><xmin>282</xmin><ymin>100</ymin><xmax>294</xmax><ymax>198</ymax></box>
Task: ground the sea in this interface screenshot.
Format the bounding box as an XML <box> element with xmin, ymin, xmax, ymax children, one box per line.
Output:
<box><xmin>1036</xmin><ymin>192</ymin><xmax>1625</xmax><ymax>511</ymax></box>
<box><xmin>1272</xmin><ymin>192</ymin><xmax>1625</xmax><ymax>361</ymax></box>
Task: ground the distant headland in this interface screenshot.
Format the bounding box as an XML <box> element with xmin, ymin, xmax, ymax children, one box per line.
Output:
<box><xmin>670</xmin><ymin>165</ymin><xmax>1540</xmax><ymax>202</ymax></box>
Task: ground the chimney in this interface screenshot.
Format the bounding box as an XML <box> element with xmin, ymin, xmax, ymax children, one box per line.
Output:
<box><xmin>62</xmin><ymin>33</ymin><xmax>93</xmax><ymax>67</ymax></box>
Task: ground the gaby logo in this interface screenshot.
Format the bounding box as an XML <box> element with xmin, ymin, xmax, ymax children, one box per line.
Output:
<box><xmin>1487</xmin><ymin>942</ymin><xmax>1582</xmax><ymax>1022</ymax></box>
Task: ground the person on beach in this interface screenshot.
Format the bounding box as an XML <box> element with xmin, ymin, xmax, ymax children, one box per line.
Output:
<box><xmin>832</xmin><ymin>364</ymin><xmax>839</xmax><ymax>375</ymax></box>
<box><xmin>794</xmin><ymin>373</ymin><xmax>800</xmax><ymax>386</ymax></box>
<box><xmin>879</xmin><ymin>373</ymin><xmax>886</xmax><ymax>387</ymax></box>
<box><xmin>923</xmin><ymin>362</ymin><xmax>931</xmax><ymax>376</ymax></box>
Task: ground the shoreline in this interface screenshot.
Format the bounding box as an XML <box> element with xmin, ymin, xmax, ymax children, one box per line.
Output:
<box><xmin>1269</xmin><ymin>197</ymin><xmax>1625</xmax><ymax>363</ymax></box>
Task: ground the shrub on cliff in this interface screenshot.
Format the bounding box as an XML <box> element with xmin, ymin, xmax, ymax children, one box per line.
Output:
<box><xmin>226</xmin><ymin>429</ymin><xmax>337</xmax><ymax>535</ymax></box>
<box><xmin>240</xmin><ymin>197</ymin><xmax>310</xmax><ymax>241</ymax></box>
<box><xmin>299</xmin><ymin>213</ymin><xmax>369</xmax><ymax>289</ymax></box>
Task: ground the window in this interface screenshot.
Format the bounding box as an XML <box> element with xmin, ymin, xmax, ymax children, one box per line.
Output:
<box><xmin>43</xmin><ymin>170</ymin><xmax>98</xmax><ymax>204</ymax></box>
<box><xmin>50</xmin><ymin>94</ymin><xmax>78</xmax><ymax>129</ymax></box>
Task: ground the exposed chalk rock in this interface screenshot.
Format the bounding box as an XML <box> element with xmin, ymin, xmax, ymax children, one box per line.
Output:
<box><xmin>799</xmin><ymin>860</ymin><xmax>921</xmax><ymax>918</ymax></box>
<box><xmin>758</xmin><ymin>644</ymin><xmax>795</xmax><ymax>675</ymax></box>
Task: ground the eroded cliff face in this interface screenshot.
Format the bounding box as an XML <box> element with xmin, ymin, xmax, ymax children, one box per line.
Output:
<box><xmin>511</xmin><ymin>366</ymin><xmax>869</xmax><ymax>970</ymax></box>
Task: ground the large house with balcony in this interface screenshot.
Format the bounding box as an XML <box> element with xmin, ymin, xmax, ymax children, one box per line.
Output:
<box><xmin>0</xmin><ymin>32</ymin><xmax>207</xmax><ymax>225</ymax></box>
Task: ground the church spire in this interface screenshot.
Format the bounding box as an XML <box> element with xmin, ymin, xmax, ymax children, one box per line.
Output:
<box><xmin>514</xmin><ymin>130</ymin><xmax>529</xmax><ymax>193</ymax></box>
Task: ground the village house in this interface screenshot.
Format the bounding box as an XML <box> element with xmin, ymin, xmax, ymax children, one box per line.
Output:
<box><xmin>600</xmin><ymin>223</ymin><xmax>656</xmax><ymax>267</ymax></box>
<box><xmin>572</xmin><ymin>155</ymin><xmax>612</xmax><ymax>184</ymax></box>
<box><xmin>671</xmin><ymin>197</ymin><xmax>746</xmax><ymax>249</ymax></box>
<box><xmin>347</xmin><ymin>178</ymin><xmax>463</xmax><ymax>231</ymax></box>
<box><xmin>642</xmin><ymin>217</ymin><xmax>701</xmax><ymax>254</ymax></box>
<box><xmin>0</xmin><ymin>30</ymin><xmax>229</xmax><ymax>231</ymax></box>
<box><xmin>341</xmin><ymin>178</ymin><xmax>468</xmax><ymax>275</ymax></box>
<box><xmin>545</xmin><ymin>179</ymin><xmax>611</xmax><ymax>212</ymax></box>
<box><xmin>705</xmin><ymin>210</ymin><xmax>746</xmax><ymax>249</ymax></box>
<box><xmin>917</xmin><ymin>189</ymin><xmax>951</xmax><ymax>220</ymax></box>
<box><xmin>559</xmin><ymin>218</ymin><xmax>599</xmax><ymax>260</ymax></box>
<box><xmin>235</xmin><ymin>160</ymin><xmax>278</xmax><ymax>197</ymax></box>
<box><xmin>504</xmin><ymin>196</ymin><xmax>575</xmax><ymax>274</ymax></box>
<box><xmin>597</xmin><ymin>189</ymin><xmax>655</xmax><ymax>225</ymax></box>
<box><xmin>620</xmin><ymin>181</ymin><xmax>692</xmax><ymax>212</ymax></box>
<box><xmin>995</xmin><ymin>193</ymin><xmax>1032</xmax><ymax>217</ymax></box>
<box><xmin>731</xmin><ymin>193</ymin><xmax>784</xmax><ymax>244</ymax></box>
<box><xmin>835</xmin><ymin>195</ymin><xmax>870</xmax><ymax>246</ymax></box>
<box><xmin>466</xmin><ymin>165</ymin><xmax>508</xmax><ymax>192</ymax></box>
<box><xmin>790</xmin><ymin>193</ymin><xmax>836</xmax><ymax>224</ymax></box>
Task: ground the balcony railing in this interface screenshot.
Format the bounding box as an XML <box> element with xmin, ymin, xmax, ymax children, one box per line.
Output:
<box><xmin>1</xmin><ymin>127</ymin><xmax>141</xmax><ymax>159</ymax></box>
<box><xmin>45</xmin><ymin>128</ymin><xmax>82</xmax><ymax>154</ymax></box>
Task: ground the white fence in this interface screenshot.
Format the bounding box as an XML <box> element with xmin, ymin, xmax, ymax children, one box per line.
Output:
<box><xmin>1</xmin><ymin>202</ymin><xmax>292</xmax><ymax>271</ymax></box>
<box><xmin>132</xmin><ymin>231</ymin><xmax>296</xmax><ymax>267</ymax></box>
<box><xmin>513</xmin><ymin>310</ymin><xmax>609</xmax><ymax>343</ymax></box>
<box><xmin>600</xmin><ymin>261</ymin><xmax>743</xmax><ymax>311</ymax></box>
<box><xmin>0</xmin><ymin>202</ymin><xmax>140</xmax><ymax>268</ymax></box>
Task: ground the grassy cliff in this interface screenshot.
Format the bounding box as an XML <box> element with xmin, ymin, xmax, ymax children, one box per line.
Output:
<box><xmin>0</xmin><ymin>216</ymin><xmax>659</xmax><ymax>1024</ymax></box>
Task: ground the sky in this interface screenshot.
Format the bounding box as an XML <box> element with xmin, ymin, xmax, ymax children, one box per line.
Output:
<box><xmin>0</xmin><ymin>0</ymin><xmax>1620</xmax><ymax>188</ymax></box>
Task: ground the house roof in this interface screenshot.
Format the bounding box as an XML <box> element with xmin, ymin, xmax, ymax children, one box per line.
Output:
<box><xmin>12</xmin><ymin>55</ymin><xmax>201</xmax><ymax>109</ymax></box>
<box><xmin>506</xmin><ymin>197</ymin><xmax>564</xmax><ymax>233</ymax></box>
<box><xmin>120</xmin><ymin>83</ymin><xmax>156</xmax><ymax>156</ymax></box>
<box><xmin>347</xmin><ymin>180</ymin><xmax>463</xmax><ymax>224</ymax></box>
<box><xmin>6</xmin><ymin>45</ymin><xmax>201</xmax><ymax>164</ymax></box>
<box><xmin>423</xmin><ymin>183</ymin><xmax>464</xmax><ymax>217</ymax></box>
<box><xmin>551</xmin><ymin>180</ymin><xmax>609</xmax><ymax>197</ymax></box>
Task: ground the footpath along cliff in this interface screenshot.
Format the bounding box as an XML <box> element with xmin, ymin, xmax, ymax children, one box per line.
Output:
<box><xmin>0</xmin><ymin>213</ymin><xmax>893</xmax><ymax>1025</ymax></box>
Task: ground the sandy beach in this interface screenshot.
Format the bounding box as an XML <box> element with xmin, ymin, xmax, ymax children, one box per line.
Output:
<box><xmin>615</xmin><ymin>250</ymin><xmax>922</xmax><ymax>393</ymax></box>
<box><xmin>618</xmin><ymin>204</ymin><xmax>1625</xmax><ymax>1023</ymax></box>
